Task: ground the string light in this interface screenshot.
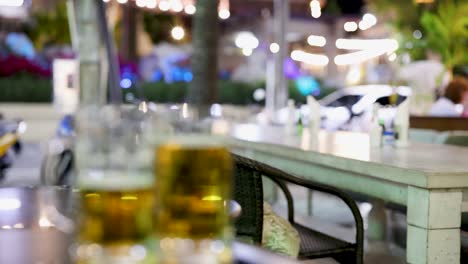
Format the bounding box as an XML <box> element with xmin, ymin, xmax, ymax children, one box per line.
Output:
<box><xmin>184</xmin><ymin>4</ymin><xmax>196</xmax><ymax>14</ymax></box>
<box><xmin>307</xmin><ymin>35</ymin><xmax>326</xmax><ymax>47</ymax></box>
<box><xmin>235</xmin><ymin>32</ymin><xmax>259</xmax><ymax>50</ymax></box>
<box><xmin>170</xmin><ymin>0</ymin><xmax>183</xmax><ymax>12</ymax></box>
<box><xmin>171</xmin><ymin>26</ymin><xmax>185</xmax><ymax>40</ymax></box>
<box><xmin>344</xmin><ymin>22</ymin><xmax>358</xmax><ymax>32</ymax></box>
<box><xmin>269</xmin><ymin>43</ymin><xmax>280</xmax><ymax>54</ymax></box>
<box><xmin>336</xmin><ymin>38</ymin><xmax>398</xmax><ymax>51</ymax></box>
<box><xmin>218</xmin><ymin>0</ymin><xmax>230</xmax><ymax>19</ymax></box>
<box><xmin>334</xmin><ymin>38</ymin><xmax>398</xmax><ymax>65</ymax></box>
<box><xmin>219</xmin><ymin>9</ymin><xmax>230</xmax><ymax>19</ymax></box>
<box><xmin>104</xmin><ymin>0</ymin><xmax>230</xmax><ymax>17</ymax></box>
<box><xmin>181</xmin><ymin>0</ymin><xmax>196</xmax><ymax>14</ymax></box>
<box><xmin>136</xmin><ymin>0</ymin><xmax>146</xmax><ymax>8</ymax></box>
<box><xmin>291</xmin><ymin>50</ymin><xmax>329</xmax><ymax>66</ymax></box>
<box><xmin>159</xmin><ymin>0</ymin><xmax>170</xmax><ymax>11</ymax></box>
<box><xmin>242</xmin><ymin>48</ymin><xmax>253</xmax><ymax>56</ymax></box>
<box><xmin>146</xmin><ymin>0</ymin><xmax>157</xmax><ymax>8</ymax></box>
<box><xmin>310</xmin><ymin>0</ymin><xmax>321</xmax><ymax>18</ymax></box>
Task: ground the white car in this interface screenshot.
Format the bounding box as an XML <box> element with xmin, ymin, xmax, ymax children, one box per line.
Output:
<box><xmin>312</xmin><ymin>84</ymin><xmax>412</xmax><ymax>131</ymax></box>
<box><xmin>258</xmin><ymin>85</ymin><xmax>412</xmax><ymax>132</ymax></box>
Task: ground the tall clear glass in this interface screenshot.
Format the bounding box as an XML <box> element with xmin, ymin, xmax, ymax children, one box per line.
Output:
<box><xmin>73</xmin><ymin>105</ymin><xmax>155</xmax><ymax>264</ymax></box>
<box><xmin>152</xmin><ymin>104</ymin><xmax>233</xmax><ymax>264</ymax></box>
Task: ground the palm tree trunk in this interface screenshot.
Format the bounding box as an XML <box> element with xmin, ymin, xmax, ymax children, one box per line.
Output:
<box><xmin>188</xmin><ymin>0</ymin><xmax>220</xmax><ymax>114</ymax></box>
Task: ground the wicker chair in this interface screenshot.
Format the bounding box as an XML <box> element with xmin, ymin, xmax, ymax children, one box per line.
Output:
<box><xmin>232</xmin><ymin>154</ymin><xmax>364</xmax><ymax>263</ymax></box>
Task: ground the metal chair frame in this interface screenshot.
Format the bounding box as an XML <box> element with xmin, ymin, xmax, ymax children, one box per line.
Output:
<box><xmin>232</xmin><ymin>154</ymin><xmax>364</xmax><ymax>263</ymax></box>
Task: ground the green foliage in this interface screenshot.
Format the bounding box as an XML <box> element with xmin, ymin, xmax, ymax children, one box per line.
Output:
<box><xmin>26</xmin><ymin>2</ymin><xmax>71</xmax><ymax>49</ymax></box>
<box><xmin>0</xmin><ymin>73</ymin><xmax>52</xmax><ymax>102</ymax></box>
<box><xmin>369</xmin><ymin>0</ymin><xmax>431</xmax><ymax>61</ymax></box>
<box><xmin>143</xmin><ymin>13</ymin><xmax>179</xmax><ymax>44</ymax></box>
<box><xmin>368</xmin><ymin>0</ymin><xmax>424</xmax><ymax>32</ymax></box>
<box><xmin>0</xmin><ymin>74</ymin><xmax>336</xmax><ymax>105</ymax></box>
<box><xmin>421</xmin><ymin>0</ymin><xmax>468</xmax><ymax>71</ymax></box>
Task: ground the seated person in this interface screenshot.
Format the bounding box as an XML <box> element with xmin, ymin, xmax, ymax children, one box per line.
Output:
<box><xmin>429</xmin><ymin>77</ymin><xmax>468</xmax><ymax>116</ymax></box>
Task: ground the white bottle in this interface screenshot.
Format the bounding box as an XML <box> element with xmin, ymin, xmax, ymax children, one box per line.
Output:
<box><xmin>394</xmin><ymin>98</ymin><xmax>410</xmax><ymax>148</ymax></box>
<box><xmin>306</xmin><ymin>96</ymin><xmax>320</xmax><ymax>149</ymax></box>
<box><xmin>369</xmin><ymin>104</ymin><xmax>382</xmax><ymax>148</ymax></box>
<box><xmin>285</xmin><ymin>99</ymin><xmax>296</xmax><ymax>136</ymax></box>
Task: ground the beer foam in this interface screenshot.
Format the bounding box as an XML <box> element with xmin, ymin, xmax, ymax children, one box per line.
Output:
<box><xmin>77</xmin><ymin>170</ymin><xmax>154</xmax><ymax>191</ymax></box>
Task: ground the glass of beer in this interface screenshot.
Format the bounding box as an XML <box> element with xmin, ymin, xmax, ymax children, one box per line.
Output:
<box><xmin>153</xmin><ymin>104</ymin><xmax>233</xmax><ymax>263</ymax></box>
<box><xmin>73</xmin><ymin>105</ymin><xmax>156</xmax><ymax>264</ymax></box>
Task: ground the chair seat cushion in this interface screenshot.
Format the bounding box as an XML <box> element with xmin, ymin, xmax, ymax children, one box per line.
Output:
<box><xmin>262</xmin><ymin>202</ymin><xmax>300</xmax><ymax>257</ymax></box>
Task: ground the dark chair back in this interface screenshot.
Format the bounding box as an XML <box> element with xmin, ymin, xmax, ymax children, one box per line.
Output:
<box><xmin>233</xmin><ymin>160</ymin><xmax>264</xmax><ymax>244</ymax></box>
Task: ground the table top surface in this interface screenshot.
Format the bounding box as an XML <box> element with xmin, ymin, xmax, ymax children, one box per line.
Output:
<box><xmin>229</xmin><ymin>123</ymin><xmax>468</xmax><ymax>189</ymax></box>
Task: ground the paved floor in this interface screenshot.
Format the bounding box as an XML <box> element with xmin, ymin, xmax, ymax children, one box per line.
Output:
<box><xmin>3</xmin><ymin>143</ymin><xmax>44</xmax><ymax>187</ymax></box>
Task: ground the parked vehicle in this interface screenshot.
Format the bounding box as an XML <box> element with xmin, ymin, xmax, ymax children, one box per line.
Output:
<box><xmin>40</xmin><ymin>115</ymin><xmax>75</xmax><ymax>186</ymax></box>
<box><xmin>0</xmin><ymin>118</ymin><xmax>26</xmax><ymax>180</ymax></box>
<box><xmin>257</xmin><ymin>84</ymin><xmax>412</xmax><ymax>132</ymax></box>
<box><xmin>310</xmin><ymin>84</ymin><xmax>412</xmax><ymax>131</ymax></box>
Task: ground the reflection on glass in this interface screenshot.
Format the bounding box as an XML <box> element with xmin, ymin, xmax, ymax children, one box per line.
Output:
<box><xmin>74</xmin><ymin>106</ymin><xmax>155</xmax><ymax>264</ymax></box>
<box><xmin>152</xmin><ymin>105</ymin><xmax>233</xmax><ymax>263</ymax></box>
<box><xmin>155</xmin><ymin>144</ymin><xmax>232</xmax><ymax>239</ymax></box>
<box><xmin>0</xmin><ymin>198</ymin><xmax>21</xmax><ymax>210</ymax></box>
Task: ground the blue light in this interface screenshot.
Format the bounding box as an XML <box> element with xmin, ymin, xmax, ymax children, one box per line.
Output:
<box><xmin>295</xmin><ymin>76</ymin><xmax>320</xmax><ymax>96</ymax></box>
<box><xmin>183</xmin><ymin>71</ymin><xmax>193</xmax><ymax>82</ymax></box>
<box><xmin>172</xmin><ymin>67</ymin><xmax>185</xmax><ymax>82</ymax></box>
<box><xmin>151</xmin><ymin>70</ymin><xmax>163</xmax><ymax>82</ymax></box>
<box><xmin>284</xmin><ymin>58</ymin><xmax>300</xmax><ymax>79</ymax></box>
<box><xmin>120</xmin><ymin>78</ymin><xmax>132</xmax><ymax>89</ymax></box>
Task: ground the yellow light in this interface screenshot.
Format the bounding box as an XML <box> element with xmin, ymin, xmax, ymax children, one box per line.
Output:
<box><xmin>415</xmin><ymin>0</ymin><xmax>434</xmax><ymax>3</ymax></box>
<box><xmin>171</xmin><ymin>26</ymin><xmax>185</xmax><ymax>40</ymax></box>
<box><xmin>85</xmin><ymin>193</ymin><xmax>100</xmax><ymax>198</ymax></box>
<box><xmin>202</xmin><ymin>195</ymin><xmax>222</xmax><ymax>201</ymax></box>
<box><xmin>121</xmin><ymin>196</ymin><xmax>138</xmax><ymax>200</ymax></box>
<box><xmin>242</xmin><ymin>48</ymin><xmax>253</xmax><ymax>56</ymax></box>
<box><xmin>39</xmin><ymin>217</ymin><xmax>54</xmax><ymax>228</ymax></box>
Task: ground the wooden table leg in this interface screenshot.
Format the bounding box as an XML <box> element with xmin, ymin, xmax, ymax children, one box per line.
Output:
<box><xmin>406</xmin><ymin>186</ymin><xmax>462</xmax><ymax>264</ymax></box>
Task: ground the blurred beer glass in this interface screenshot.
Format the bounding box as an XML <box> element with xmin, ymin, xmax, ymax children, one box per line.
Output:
<box><xmin>73</xmin><ymin>105</ymin><xmax>155</xmax><ymax>263</ymax></box>
<box><xmin>153</xmin><ymin>104</ymin><xmax>233</xmax><ymax>264</ymax></box>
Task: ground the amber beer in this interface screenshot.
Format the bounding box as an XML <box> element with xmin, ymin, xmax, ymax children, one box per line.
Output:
<box><xmin>75</xmin><ymin>171</ymin><xmax>155</xmax><ymax>263</ymax></box>
<box><xmin>155</xmin><ymin>143</ymin><xmax>232</xmax><ymax>239</ymax></box>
